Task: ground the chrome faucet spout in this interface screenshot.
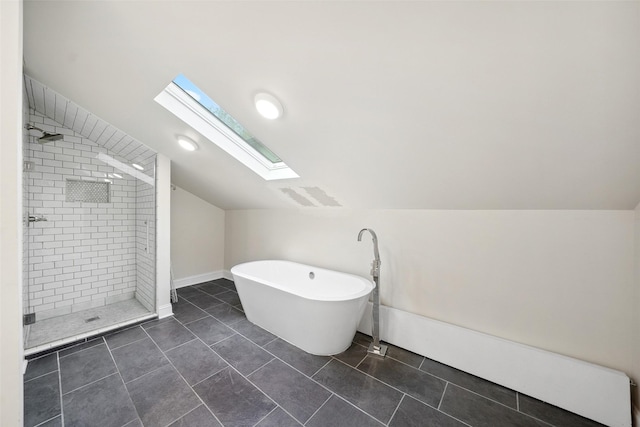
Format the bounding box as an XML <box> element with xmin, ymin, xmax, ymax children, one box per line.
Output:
<box><xmin>358</xmin><ymin>228</ymin><xmax>380</xmax><ymax>273</ymax></box>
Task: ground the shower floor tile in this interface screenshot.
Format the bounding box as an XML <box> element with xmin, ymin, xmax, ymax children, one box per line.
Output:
<box><xmin>23</xmin><ymin>282</ymin><xmax>606</xmax><ymax>427</ymax></box>
<box><xmin>25</xmin><ymin>299</ymin><xmax>152</xmax><ymax>350</ymax></box>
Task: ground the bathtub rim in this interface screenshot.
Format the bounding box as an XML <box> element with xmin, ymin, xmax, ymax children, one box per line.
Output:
<box><xmin>231</xmin><ymin>259</ymin><xmax>374</xmax><ymax>302</ymax></box>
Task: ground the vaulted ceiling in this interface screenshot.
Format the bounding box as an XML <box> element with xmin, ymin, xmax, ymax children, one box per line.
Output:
<box><xmin>23</xmin><ymin>1</ymin><xmax>640</xmax><ymax>210</ymax></box>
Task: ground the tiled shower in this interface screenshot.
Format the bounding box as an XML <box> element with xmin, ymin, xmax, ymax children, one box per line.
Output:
<box><xmin>23</xmin><ymin>75</ymin><xmax>158</xmax><ymax>353</ymax></box>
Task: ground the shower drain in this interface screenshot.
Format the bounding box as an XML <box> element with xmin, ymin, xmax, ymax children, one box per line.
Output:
<box><xmin>85</xmin><ymin>316</ymin><xmax>101</xmax><ymax>323</ymax></box>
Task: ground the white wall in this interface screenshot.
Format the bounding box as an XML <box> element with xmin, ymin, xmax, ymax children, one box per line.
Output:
<box><xmin>171</xmin><ymin>186</ymin><xmax>224</xmax><ymax>280</ymax></box>
<box><xmin>226</xmin><ymin>209</ymin><xmax>636</xmax><ymax>377</ymax></box>
<box><xmin>0</xmin><ymin>0</ymin><xmax>24</xmax><ymax>425</ymax></box>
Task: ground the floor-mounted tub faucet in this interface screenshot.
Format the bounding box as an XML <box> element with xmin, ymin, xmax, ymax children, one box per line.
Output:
<box><xmin>358</xmin><ymin>228</ymin><xmax>388</xmax><ymax>357</ymax></box>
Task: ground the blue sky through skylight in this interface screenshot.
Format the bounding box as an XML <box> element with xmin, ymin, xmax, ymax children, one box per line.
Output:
<box><xmin>172</xmin><ymin>74</ymin><xmax>282</xmax><ymax>164</ymax></box>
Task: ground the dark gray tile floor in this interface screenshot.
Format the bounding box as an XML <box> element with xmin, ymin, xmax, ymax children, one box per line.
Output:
<box><xmin>24</xmin><ymin>278</ymin><xmax>605</xmax><ymax>427</ymax></box>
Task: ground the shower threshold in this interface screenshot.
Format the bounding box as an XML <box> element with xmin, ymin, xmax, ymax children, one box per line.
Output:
<box><xmin>24</xmin><ymin>299</ymin><xmax>155</xmax><ymax>356</ymax></box>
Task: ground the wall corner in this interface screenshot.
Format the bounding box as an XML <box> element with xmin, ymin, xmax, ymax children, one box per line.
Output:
<box><xmin>0</xmin><ymin>0</ymin><xmax>24</xmax><ymax>426</ymax></box>
<box><xmin>156</xmin><ymin>154</ymin><xmax>172</xmax><ymax>318</ymax></box>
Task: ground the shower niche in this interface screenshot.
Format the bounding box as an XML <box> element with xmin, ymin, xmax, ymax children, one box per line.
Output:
<box><xmin>22</xmin><ymin>75</ymin><xmax>158</xmax><ymax>353</ymax></box>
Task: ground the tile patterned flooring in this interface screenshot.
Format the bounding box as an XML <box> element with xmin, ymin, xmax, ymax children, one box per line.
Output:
<box><xmin>24</xmin><ymin>279</ymin><xmax>604</xmax><ymax>427</ymax></box>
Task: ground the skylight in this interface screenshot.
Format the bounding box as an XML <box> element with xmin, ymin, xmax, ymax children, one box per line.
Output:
<box><xmin>154</xmin><ymin>74</ymin><xmax>298</xmax><ymax>180</ymax></box>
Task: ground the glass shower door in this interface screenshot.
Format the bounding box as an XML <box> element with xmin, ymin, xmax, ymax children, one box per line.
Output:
<box><xmin>22</xmin><ymin>123</ymin><xmax>157</xmax><ymax>353</ymax></box>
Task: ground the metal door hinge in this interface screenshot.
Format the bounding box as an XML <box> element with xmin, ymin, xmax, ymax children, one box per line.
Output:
<box><xmin>23</xmin><ymin>313</ymin><xmax>35</xmax><ymax>325</ymax></box>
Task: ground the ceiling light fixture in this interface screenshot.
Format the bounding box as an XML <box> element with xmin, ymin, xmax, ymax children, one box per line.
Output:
<box><xmin>255</xmin><ymin>92</ymin><xmax>283</xmax><ymax>120</ymax></box>
<box><xmin>132</xmin><ymin>163</ymin><xmax>144</xmax><ymax>171</ymax></box>
<box><xmin>177</xmin><ymin>135</ymin><xmax>198</xmax><ymax>151</ymax></box>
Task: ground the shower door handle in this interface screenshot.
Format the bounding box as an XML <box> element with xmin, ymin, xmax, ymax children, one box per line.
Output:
<box><xmin>145</xmin><ymin>219</ymin><xmax>149</xmax><ymax>254</ymax></box>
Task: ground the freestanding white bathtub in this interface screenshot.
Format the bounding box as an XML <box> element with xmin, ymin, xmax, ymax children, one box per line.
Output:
<box><xmin>230</xmin><ymin>260</ymin><xmax>374</xmax><ymax>356</ymax></box>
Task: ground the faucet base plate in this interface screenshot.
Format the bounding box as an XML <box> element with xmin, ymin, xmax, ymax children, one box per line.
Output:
<box><xmin>367</xmin><ymin>343</ymin><xmax>388</xmax><ymax>357</ymax></box>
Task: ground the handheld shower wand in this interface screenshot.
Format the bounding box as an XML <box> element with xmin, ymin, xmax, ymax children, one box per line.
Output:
<box><xmin>358</xmin><ymin>228</ymin><xmax>387</xmax><ymax>357</ymax></box>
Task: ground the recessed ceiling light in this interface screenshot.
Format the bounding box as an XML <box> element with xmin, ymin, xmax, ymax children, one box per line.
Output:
<box><xmin>177</xmin><ymin>135</ymin><xmax>198</xmax><ymax>151</ymax></box>
<box><xmin>132</xmin><ymin>163</ymin><xmax>144</xmax><ymax>171</ymax></box>
<box><xmin>255</xmin><ymin>92</ymin><xmax>283</xmax><ymax>120</ymax></box>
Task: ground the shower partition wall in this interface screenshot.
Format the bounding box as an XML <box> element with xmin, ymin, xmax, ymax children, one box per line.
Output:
<box><xmin>23</xmin><ymin>76</ymin><xmax>157</xmax><ymax>353</ymax></box>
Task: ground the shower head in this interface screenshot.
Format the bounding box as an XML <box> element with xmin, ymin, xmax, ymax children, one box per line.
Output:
<box><xmin>26</xmin><ymin>124</ymin><xmax>63</xmax><ymax>143</ymax></box>
<box><xmin>38</xmin><ymin>132</ymin><xmax>64</xmax><ymax>142</ymax></box>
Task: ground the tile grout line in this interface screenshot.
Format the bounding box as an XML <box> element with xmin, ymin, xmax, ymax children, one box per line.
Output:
<box><xmin>386</xmin><ymin>353</ymin><xmax>426</xmax><ymax>370</ymax></box>
<box><xmin>106</xmin><ymin>334</ymin><xmax>149</xmax><ymax>352</ymax></box>
<box><xmin>61</xmin><ymin>372</ymin><xmax>120</xmax><ymax>397</ymax></box>
<box><xmin>261</xmin><ymin>335</ymin><xmax>279</xmax><ymax>348</ymax></box>
<box><xmin>386</xmin><ymin>393</ymin><xmax>406</xmax><ymax>426</ymax></box>
<box><xmin>301</xmin><ymin>393</ymin><xmax>333</xmax><ymax>426</ymax></box>
<box><xmin>137</xmin><ymin>322</ymin><xmax>225</xmax><ymax>426</ymax></box>
<box><xmin>356</xmin><ymin>337</ymin><xmax>479</xmax><ymax>393</ymax></box>
<box><xmin>251</xmin><ymin>406</ymin><xmax>280</xmax><ymax>427</ymax></box>
<box><xmin>310</xmin><ymin>357</ymin><xmax>399</xmax><ymax>424</ymax></box>
<box><xmin>56</xmin><ymin>336</ymin><xmax>105</xmax><ymax>360</ymax></box>
<box><xmin>103</xmin><ymin>334</ymin><xmax>143</xmax><ymax>426</ymax></box>
<box><xmin>353</xmin><ymin>353</ymin><xmax>368</xmax><ymax>369</ymax></box>
<box><xmin>442</xmin><ymin>382</ymin><xmax>524</xmax><ymax>415</ymax></box>
<box><xmin>328</xmin><ymin>355</ymin><xmax>480</xmax><ymax>426</ymax></box>
<box><xmin>309</xmin><ymin>357</ymin><xmax>333</xmax><ymax>379</ymax></box>
<box><xmin>160</xmin><ymin>335</ymin><xmax>202</xmax><ymax>354</ymax></box>
<box><xmin>188</xmin><ymin>360</ymin><xmax>229</xmax><ymax>390</ymax></box>
<box><xmin>175</xmin><ymin>310</ymin><xmax>219</xmax><ymax>328</ymax></box>
<box><xmin>324</xmin><ymin>391</ymin><xmax>390</xmax><ymax>426</ymax></box>
<box><xmin>206</xmin><ymin>331</ymin><xmax>239</xmax><ymax>349</ymax></box>
<box><xmin>437</xmin><ymin>382</ymin><xmax>448</xmax><ymax>410</ymax></box>
<box><xmin>250</xmin><ymin>337</ymin><xmax>406</xmax><ymax>424</ymax></box>
<box><xmin>439</xmin><ymin>383</ymin><xmax>556</xmax><ymax>427</ymax></box>
<box><xmin>409</xmin><ymin>363</ymin><xmax>522</xmax><ymax>413</ymax></box>
<box><xmin>213</xmin><ymin>361</ymin><xmax>287</xmax><ymax>423</ymax></box>
<box><xmin>330</xmin><ymin>357</ymin><xmax>415</xmax><ymax>401</ymax></box>
<box><xmin>120</xmin><ymin>326</ymin><xmax>179</xmax><ymax>386</ymax></box>
<box><xmin>184</xmin><ymin>314</ymin><xmax>325</xmax><ymax>425</ymax></box>
<box><xmin>32</xmin><ymin>415</ymin><xmax>61</xmax><ymax>427</ymax></box>
<box><xmin>23</xmin><ymin>369</ymin><xmax>59</xmax><ymax>384</ymax></box>
<box><xmin>160</xmin><ymin>336</ymin><xmax>200</xmax><ymax>353</ymax></box>
<box><xmin>355</xmin><ymin>335</ymin><xmax>427</xmax><ymax>371</ymax></box>
<box><xmin>156</xmin><ymin>350</ymin><xmax>224</xmax><ymax>427</ymax></box>
<box><xmin>245</xmin><ymin>356</ymin><xmax>277</xmax><ymax>378</ymax></box>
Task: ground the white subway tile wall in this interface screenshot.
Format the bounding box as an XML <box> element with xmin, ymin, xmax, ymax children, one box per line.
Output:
<box><xmin>135</xmin><ymin>162</ymin><xmax>156</xmax><ymax>312</ymax></box>
<box><xmin>24</xmin><ymin>109</ymin><xmax>156</xmax><ymax>319</ymax></box>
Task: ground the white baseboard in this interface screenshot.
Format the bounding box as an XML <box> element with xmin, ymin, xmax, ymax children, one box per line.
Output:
<box><xmin>157</xmin><ymin>303</ymin><xmax>173</xmax><ymax>319</ymax></box>
<box><xmin>223</xmin><ymin>269</ymin><xmax>233</xmax><ymax>281</ymax></box>
<box><xmin>173</xmin><ymin>270</ymin><xmax>225</xmax><ymax>289</ymax></box>
<box><xmin>358</xmin><ymin>303</ymin><xmax>631</xmax><ymax>427</ymax></box>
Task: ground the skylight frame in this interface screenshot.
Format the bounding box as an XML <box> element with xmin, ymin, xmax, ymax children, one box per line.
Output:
<box><xmin>154</xmin><ymin>78</ymin><xmax>298</xmax><ymax>181</ymax></box>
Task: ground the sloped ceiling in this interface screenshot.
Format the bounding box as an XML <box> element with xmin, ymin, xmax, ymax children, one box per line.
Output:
<box><xmin>23</xmin><ymin>1</ymin><xmax>640</xmax><ymax>210</ymax></box>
